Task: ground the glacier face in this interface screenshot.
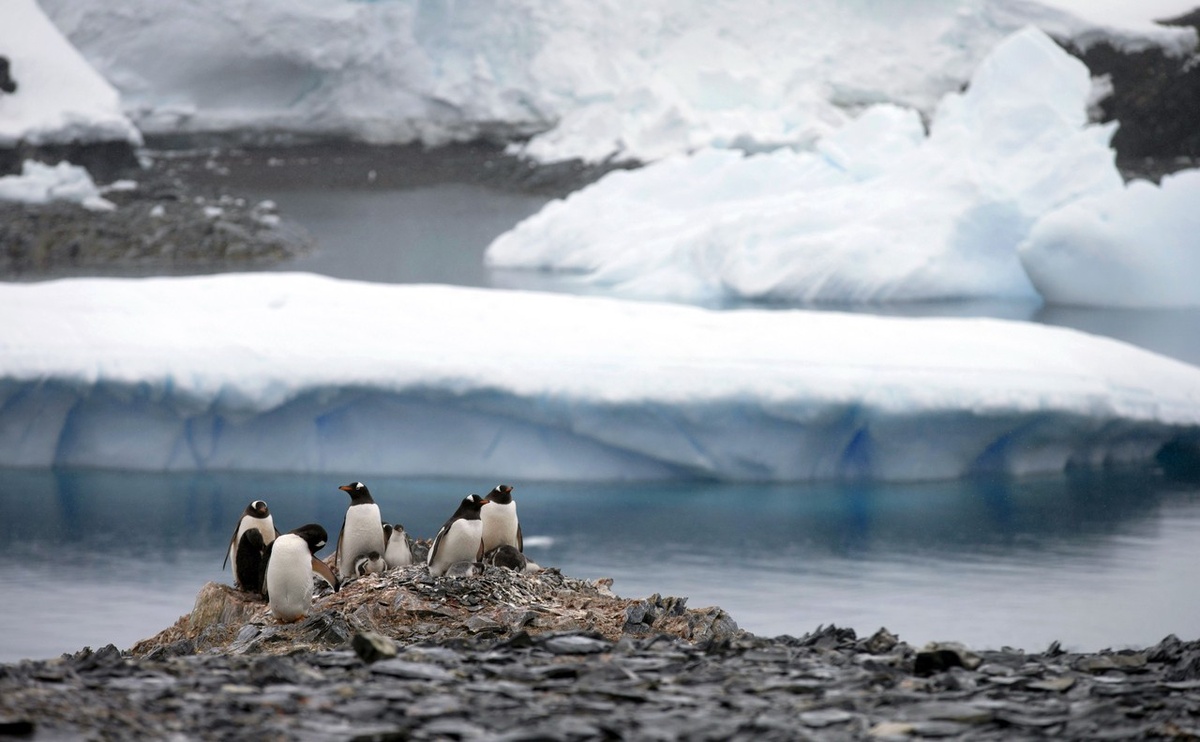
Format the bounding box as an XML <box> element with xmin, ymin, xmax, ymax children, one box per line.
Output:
<box><xmin>37</xmin><ymin>0</ymin><xmax>1196</xmax><ymax>164</ymax></box>
<box><xmin>1</xmin><ymin>273</ymin><xmax>1197</xmax><ymax>482</ymax></box>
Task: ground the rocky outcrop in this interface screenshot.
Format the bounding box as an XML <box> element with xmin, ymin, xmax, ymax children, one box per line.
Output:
<box><xmin>1063</xmin><ymin>11</ymin><xmax>1200</xmax><ymax>175</ymax></box>
<box><xmin>132</xmin><ymin>565</ymin><xmax>741</xmax><ymax>659</ymax></box>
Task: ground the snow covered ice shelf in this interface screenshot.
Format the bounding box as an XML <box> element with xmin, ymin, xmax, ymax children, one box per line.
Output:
<box><xmin>1</xmin><ymin>273</ymin><xmax>1198</xmax><ymax>482</ymax></box>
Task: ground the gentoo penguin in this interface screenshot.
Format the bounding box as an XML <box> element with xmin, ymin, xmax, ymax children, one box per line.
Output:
<box><xmin>382</xmin><ymin>523</ymin><xmax>413</xmax><ymax>569</ymax></box>
<box><xmin>263</xmin><ymin>523</ymin><xmax>339</xmax><ymax>623</ymax></box>
<box><xmin>427</xmin><ymin>494</ymin><xmax>487</xmax><ymax>576</ymax></box>
<box><xmin>354</xmin><ymin>551</ymin><xmax>387</xmax><ymax>577</ymax></box>
<box><xmin>335</xmin><ymin>482</ymin><xmax>385</xmax><ymax>580</ymax></box>
<box><xmin>223</xmin><ymin>500</ymin><xmax>279</xmax><ymax>592</ymax></box>
<box><xmin>481</xmin><ymin>484</ymin><xmax>522</xmax><ymax>553</ymax></box>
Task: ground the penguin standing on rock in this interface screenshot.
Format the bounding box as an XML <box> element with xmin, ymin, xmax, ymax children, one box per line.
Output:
<box><xmin>263</xmin><ymin>523</ymin><xmax>339</xmax><ymax>622</ymax></box>
<box><xmin>335</xmin><ymin>482</ymin><xmax>385</xmax><ymax>580</ymax></box>
<box><xmin>427</xmin><ymin>494</ymin><xmax>487</xmax><ymax>576</ymax></box>
<box><xmin>481</xmin><ymin>484</ymin><xmax>522</xmax><ymax>553</ymax></box>
<box><xmin>223</xmin><ymin>500</ymin><xmax>279</xmax><ymax>593</ymax></box>
<box><xmin>383</xmin><ymin>523</ymin><xmax>413</xmax><ymax>568</ymax></box>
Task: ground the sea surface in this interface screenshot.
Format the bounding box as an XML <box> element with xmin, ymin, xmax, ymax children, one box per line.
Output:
<box><xmin>2</xmin><ymin>468</ymin><xmax>1199</xmax><ymax>663</ymax></box>
<box><xmin>2</xmin><ymin>156</ymin><xmax>1198</xmax><ymax>663</ymax></box>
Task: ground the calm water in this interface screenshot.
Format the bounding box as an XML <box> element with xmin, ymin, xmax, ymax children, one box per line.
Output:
<box><xmin>1</xmin><ymin>468</ymin><xmax>1199</xmax><ymax>663</ymax></box>
<box><xmin>3</xmin><ymin>159</ymin><xmax>1198</xmax><ymax>663</ymax></box>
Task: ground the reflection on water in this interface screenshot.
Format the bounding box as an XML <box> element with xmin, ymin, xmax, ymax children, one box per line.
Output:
<box><xmin>2</xmin><ymin>468</ymin><xmax>1198</xmax><ymax>662</ymax></box>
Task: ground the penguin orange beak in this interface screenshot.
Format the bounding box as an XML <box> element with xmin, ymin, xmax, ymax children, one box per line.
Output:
<box><xmin>338</xmin><ymin>484</ymin><xmax>352</xmax><ymax>493</ymax></box>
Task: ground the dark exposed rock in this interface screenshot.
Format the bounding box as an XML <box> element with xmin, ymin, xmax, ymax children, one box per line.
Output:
<box><xmin>1059</xmin><ymin>13</ymin><xmax>1200</xmax><ymax>170</ymax></box>
<box><xmin>7</xmin><ymin>627</ymin><xmax>1200</xmax><ymax>740</ymax></box>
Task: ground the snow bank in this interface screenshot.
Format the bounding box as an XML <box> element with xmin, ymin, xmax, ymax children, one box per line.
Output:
<box><xmin>1</xmin><ymin>273</ymin><xmax>1197</xmax><ymax>482</ymax></box>
<box><xmin>0</xmin><ymin>0</ymin><xmax>141</xmax><ymax>148</ymax></box>
<box><xmin>487</xmin><ymin>28</ymin><xmax>1126</xmax><ymax>304</ymax></box>
<box><xmin>0</xmin><ymin>160</ymin><xmax>115</xmax><ymax>211</ymax></box>
<box><xmin>1019</xmin><ymin>169</ymin><xmax>1200</xmax><ymax>307</ymax></box>
<box><xmin>38</xmin><ymin>0</ymin><xmax>1195</xmax><ymax>164</ymax></box>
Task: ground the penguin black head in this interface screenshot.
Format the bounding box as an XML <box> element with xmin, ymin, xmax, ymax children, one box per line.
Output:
<box><xmin>245</xmin><ymin>500</ymin><xmax>271</xmax><ymax>519</ymax></box>
<box><xmin>453</xmin><ymin>494</ymin><xmax>488</xmax><ymax>521</ymax></box>
<box><xmin>290</xmin><ymin>523</ymin><xmax>329</xmax><ymax>555</ymax></box>
<box><xmin>382</xmin><ymin>523</ymin><xmax>393</xmax><ymax>543</ymax></box>
<box><xmin>338</xmin><ymin>481</ymin><xmax>376</xmax><ymax>505</ymax></box>
<box><xmin>484</xmin><ymin>484</ymin><xmax>514</xmax><ymax>505</ymax></box>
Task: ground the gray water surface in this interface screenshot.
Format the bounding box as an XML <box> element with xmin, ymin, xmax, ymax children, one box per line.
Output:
<box><xmin>2</xmin><ymin>468</ymin><xmax>1198</xmax><ymax>662</ymax></box>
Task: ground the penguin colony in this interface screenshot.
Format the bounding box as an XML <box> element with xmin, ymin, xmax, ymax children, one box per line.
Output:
<box><xmin>224</xmin><ymin>482</ymin><xmax>532</xmax><ymax>622</ymax></box>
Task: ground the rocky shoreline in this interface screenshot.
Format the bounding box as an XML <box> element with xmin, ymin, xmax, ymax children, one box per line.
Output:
<box><xmin>3</xmin><ymin>566</ymin><xmax>1200</xmax><ymax>739</ymax></box>
<box><xmin>0</xmin><ymin>138</ymin><xmax>627</xmax><ymax>281</ymax></box>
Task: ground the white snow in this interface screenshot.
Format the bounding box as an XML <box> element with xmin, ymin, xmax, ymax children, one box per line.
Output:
<box><xmin>37</xmin><ymin>0</ymin><xmax>1196</xmax><ymax>165</ymax></box>
<box><xmin>0</xmin><ymin>0</ymin><xmax>141</xmax><ymax>148</ymax></box>
<box><xmin>0</xmin><ymin>273</ymin><xmax>1197</xmax><ymax>482</ymax></box>
<box><xmin>487</xmin><ymin>28</ymin><xmax>1136</xmax><ymax>305</ymax></box>
<box><xmin>1019</xmin><ymin>169</ymin><xmax>1200</xmax><ymax>307</ymax></box>
<box><xmin>0</xmin><ymin>160</ymin><xmax>115</xmax><ymax>211</ymax></box>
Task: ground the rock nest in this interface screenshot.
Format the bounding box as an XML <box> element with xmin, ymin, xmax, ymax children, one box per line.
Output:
<box><xmin>132</xmin><ymin>565</ymin><xmax>741</xmax><ymax>659</ymax></box>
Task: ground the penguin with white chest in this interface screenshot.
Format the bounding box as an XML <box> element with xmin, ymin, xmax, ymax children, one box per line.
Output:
<box><xmin>427</xmin><ymin>494</ymin><xmax>488</xmax><ymax>576</ymax></box>
<box><xmin>223</xmin><ymin>499</ymin><xmax>280</xmax><ymax>593</ymax></box>
<box><xmin>335</xmin><ymin>482</ymin><xmax>385</xmax><ymax>580</ymax></box>
<box><xmin>263</xmin><ymin>523</ymin><xmax>340</xmax><ymax>622</ymax></box>
<box><xmin>382</xmin><ymin>523</ymin><xmax>413</xmax><ymax>568</ymax></box>
<box><xmin>481</xmin><ymin>484</ymin><xmax>522</xmax><ymax>553</ymax></box>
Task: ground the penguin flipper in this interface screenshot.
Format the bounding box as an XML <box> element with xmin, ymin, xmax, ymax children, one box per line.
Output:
<box><xmin>311</xmin><ymin>557</ymin><xmax>340</xmax><ymax>592</ymax></box>
<box><xmin>517</xmin><ymin>522</ymin><xmax>523</xmax><ymax>553</ymax></box>
<box><xmin>223</xmin><ymin>520</ymin><xmax>241</xmax><ymax>570</ymax></box>
<box><xmin>334</xmin><ymin>517</ymin><xmax>347</xmax><ymax>572</ymax></box>
<box><xmin>427</xmin><ymin>525</ymin><xmax>448</xmax><ymax>568</ymax></box>
<box><xmin>475</xmin><ymin>538</ymin><xmax>484</xmax><ymax>562</ymax></box>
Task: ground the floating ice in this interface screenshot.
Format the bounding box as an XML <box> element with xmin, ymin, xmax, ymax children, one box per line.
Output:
<box><xmin>0</xmin><ymin>273</ymin><xmax>1197</xmax><ymax>482</ymax></box>
<box><xmin>1018</xmin><ymin>169</ymin><xmax>1200</xmax><ymax>308</ymax></box>
<box><xmin>0</xmin><ymin>160</ymin><xmax>115</xmax><ymax>211</ymax></box>
<box><xmin>0</xmin><ymin>0</ymin><xmax>141</xmax><ymax>148</ymax></box>
<box><xmin>487</xmin><ymin>28</ymin><xmax>1128</xmax><ymax>305</ymax></box>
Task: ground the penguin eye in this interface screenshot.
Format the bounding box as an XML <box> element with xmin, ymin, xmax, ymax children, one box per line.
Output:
<box><xmin>316</xmin><ymin>540</ymin><xmax>326</xmax><ymax>549</ymax></box>
<box><xmin>355</xmin><ymin>482</ymin><xmax>364</xmax><ymax>490</ymax></box>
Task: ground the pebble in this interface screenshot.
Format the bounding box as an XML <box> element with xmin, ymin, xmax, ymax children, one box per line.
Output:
<box><xmin>4</xmin><ymin>628</ymin><xmax>1200</xmax><ymax>739</ymax></box>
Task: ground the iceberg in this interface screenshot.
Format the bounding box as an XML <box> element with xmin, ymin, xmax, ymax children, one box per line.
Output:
<box><xmin>0</xmin><ymin>160</ymin><xmax>115</xmax><ymax>210</ymax></box>
<box><xmin>1</xmin><ymin>273</ymin><xmax>1197</xmax><ymax>482</ymax></box>
<box><xmin>38</xmin><ymin>0</ymin><xmax>1195</xmax><ymax>164</ymax></box>
<box><xmin>1019</xmin><ymin>169</ymin><xmax>1200</xmax><ymax>307</ymax></box>
<box><xmin>486</xmin><ymin>28</ymin><xmax>1128</xmax><ymax>304</ymax></box>
<box><xmin>0</xmin><ymin>0</ymin><xmax>141</xmax><ymax>148</ymax></box>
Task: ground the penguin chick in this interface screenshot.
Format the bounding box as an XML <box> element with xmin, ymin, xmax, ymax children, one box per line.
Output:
<box><xmin>481</xmin><ymin>484</ymin><xmax>522</xmax><ymax>553</ymax></box>
<box><xmin>335</xmin><ymin>482</ymin><xmax>385</xmax><ymax>580</ymax></box>
<box><xmin>382</xmin><ymin>523</ymin><xmax>414</xmax><ymax>569</ymax></box>
<box><xmin>427</xmin><ymin>494</ymin><xmax>487</xmax><ymax>576</ymax></box>
<box><xmin>483</xmin><ymin>544</ymin><xmax>527</xmax><ymax>571</ymax></box>
<box><xmin>354</xmin><ymin>551</ymin><xmax>387</xmax><ymax>577</ymax></box>
<box><xmin>224</xmin><ymin>499</ymin><xmax>279</xmax><ymax>591</ymax></box>
<box><xmin>443</xmin><ymin>561</ymin><xmax>482</xmax><ymax>578</ymax></box>
<box><xmin>263</xmin><ymin>523</ymin><xmax>339</xmax><ymax>622</ymax></box>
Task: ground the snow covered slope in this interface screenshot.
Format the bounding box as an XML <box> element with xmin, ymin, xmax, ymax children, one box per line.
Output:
<box><xmin>38</xmin><ymin>0</ymin><xmax>1197</xmax><ymax>164</ymax></box>
<box><xmin>1</xmin><ymin>273</ymin><xmax>1197</xmax><ymax>482</ymax></box>
<box><xmin>0</xmin><ymin>0</ymin><xmax>141</xmax><ymax>148</ymax></box>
